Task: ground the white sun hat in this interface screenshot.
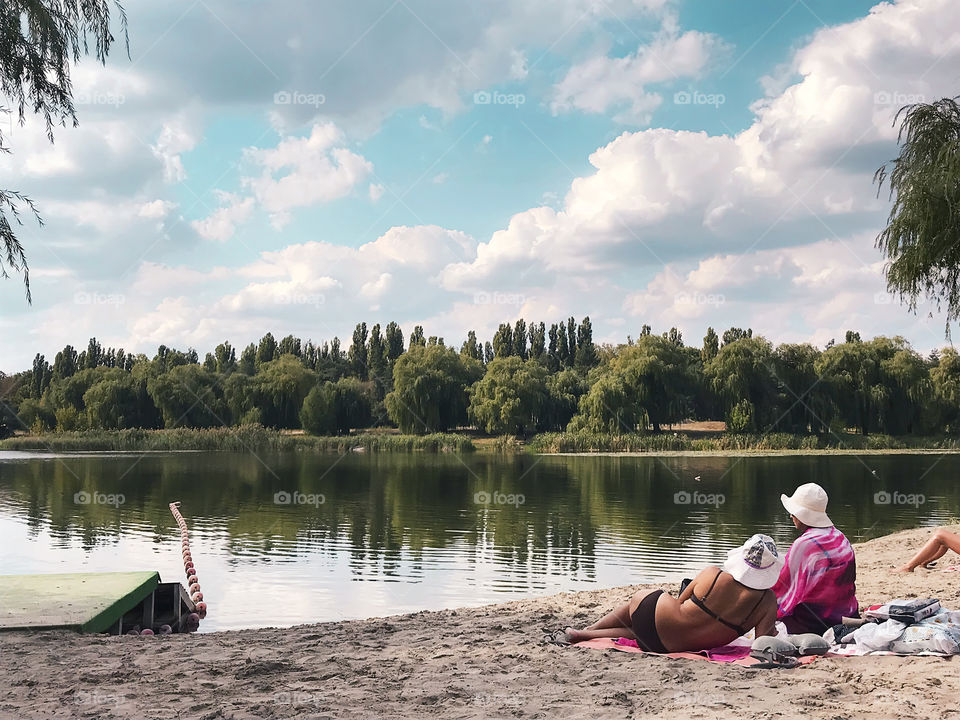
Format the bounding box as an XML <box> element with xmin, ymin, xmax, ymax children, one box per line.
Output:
<box><xmin>781</xmin><ymin>483</ymin><xmax>833</xmax><ymax>528</ymax></box>
<box><xmin>723</xmin><ymin>534</ymin><xmax>784</xmax><ymax>590</ymax></box>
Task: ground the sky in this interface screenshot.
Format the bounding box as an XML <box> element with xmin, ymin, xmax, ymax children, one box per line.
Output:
<box><xmin>1</xmin><ymin>0</ymin><xmax>958</xmax><ymax>372</ymax></box>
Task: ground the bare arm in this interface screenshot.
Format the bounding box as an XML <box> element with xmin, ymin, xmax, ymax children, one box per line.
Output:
<box><xmin>753</xmin><ymin>591</ymin><xmax>779</xmax><ymax>638</ymax></box>
<box><xmin>677</xmin><ymin>566</ymin><xmax>720</xmax><ymax>603</ymax></box>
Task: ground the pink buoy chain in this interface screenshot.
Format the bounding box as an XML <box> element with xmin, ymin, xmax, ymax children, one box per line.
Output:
<box><xmin>169</xmin><ymin>502</ymin><xmax>208</xmax><ymax>618</ymax></box>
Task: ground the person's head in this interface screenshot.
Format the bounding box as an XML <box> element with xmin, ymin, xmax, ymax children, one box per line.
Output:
<box><xmin>780</xmin><ymin>483</ymin><xmax>833</xmax><ymax>529</ymax></box>
<box><xmin>722</xmin><ymin>534</ymin><xmax>784</xmax><ymax>590</ymax></box>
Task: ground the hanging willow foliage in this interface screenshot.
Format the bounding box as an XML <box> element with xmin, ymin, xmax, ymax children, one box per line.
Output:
<box><xmin>875</xmin><ymin>97</ymin><xmax>960</xmax><ymax>331</ymax></box>
<box><xmin>0</xmin><ymin>0</ymin><xmax>128</xmax><ymax>301</ymax></box>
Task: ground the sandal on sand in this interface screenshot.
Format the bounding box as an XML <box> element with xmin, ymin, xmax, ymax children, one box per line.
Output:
<box><xmin>543</xmin><ymin>629</ymin><xmax>573</xmax><ymax>646</ymax></box>
<box><xmin>747</xmin><ymin>648</ymin><xmax>800</xmax><ymax>669</ymax></box>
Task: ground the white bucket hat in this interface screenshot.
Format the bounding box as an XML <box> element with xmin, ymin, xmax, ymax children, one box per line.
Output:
<box><xmin>781</xmin><ymin>483</ymin><xmax>832</xmax><ymax>528</ymax></box>
<box><xmin>723</xmin><ymin>534</ymin><xmax>784</xmax><ymax>590</ymax></box>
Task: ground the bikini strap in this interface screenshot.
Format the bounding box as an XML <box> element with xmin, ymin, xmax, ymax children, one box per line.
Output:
<box><xmin>739</xmin><ymin>589</ymin><xmax>769</xmax><ymax>627</ymax></box>
<box><xmin>700</xmin><ymin>568</ymin><xmax>723</xmax><ymax>601</ymax></box>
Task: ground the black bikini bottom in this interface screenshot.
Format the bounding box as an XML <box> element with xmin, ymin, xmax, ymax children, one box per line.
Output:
<box><xmin>630</xmin><ymin>589</ymin><xmax>668</xmax><ymax>653</ymax></box>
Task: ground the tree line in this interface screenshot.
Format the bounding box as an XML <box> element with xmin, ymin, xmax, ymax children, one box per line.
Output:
<box><xmin>2</xmin><ymin>320</ymin><xmax>959</xmax><ymax>438</ymax></box>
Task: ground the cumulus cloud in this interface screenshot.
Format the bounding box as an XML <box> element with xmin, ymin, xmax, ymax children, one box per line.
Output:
<box><xmin>551</xmin><ymin>18</ymin><xmax>728</xmax><ymax>125</ymax></box>
<box><xmin>190</xmin><ymin>193</ymin><xmax>256</xmax><ymax>242</ymax></box>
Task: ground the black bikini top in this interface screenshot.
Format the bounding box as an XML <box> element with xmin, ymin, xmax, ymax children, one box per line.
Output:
<box><xmin>689</xmin><ymin>568</ymin><xmax>767</xmax><ymax>636</ymax></box>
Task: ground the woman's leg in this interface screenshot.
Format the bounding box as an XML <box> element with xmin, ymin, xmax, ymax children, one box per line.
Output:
<box><xmin>585</xmin><ymin>602</ymin><xmax>632</xmax><ymax>631</ymax></box>
<box><xmin>895</xmin><ymin>529</ymin><xmax>960</xmax><ymax>571</ymax></box>
<box><xmin>566</xmin><ymin>591</ymin><xmax>647</xmax><ymax>641</ymax></box>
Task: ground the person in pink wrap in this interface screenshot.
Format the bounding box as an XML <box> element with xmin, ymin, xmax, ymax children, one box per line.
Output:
<box><xmin>772</xmin><ymin>483</ymin><xmax>859</xmax><ymax>634</ymax></box>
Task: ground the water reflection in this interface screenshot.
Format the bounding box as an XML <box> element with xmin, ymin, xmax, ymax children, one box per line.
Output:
<box><xmin>0</xmin><ymin>451</ymin><xmax>955</xmax><ymax>630</ymax></box>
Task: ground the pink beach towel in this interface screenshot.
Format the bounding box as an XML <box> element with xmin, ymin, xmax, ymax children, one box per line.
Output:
<box><xmin>573</xmin><ymin>637</ymin><xmax>820</xmax><ymax>667</ymax></box>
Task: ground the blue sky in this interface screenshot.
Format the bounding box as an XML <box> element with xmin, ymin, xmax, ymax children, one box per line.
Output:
<box><xmin>1</xmin><ymin>0</ymin><xmax>955</xmax><ymax>370</ymax></box>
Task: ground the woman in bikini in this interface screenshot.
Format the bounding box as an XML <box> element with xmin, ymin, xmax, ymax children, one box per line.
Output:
<box><xmin>564</xmin><ymin>534</ymin><xmax>783</xmax><ymax>652</ymax></box>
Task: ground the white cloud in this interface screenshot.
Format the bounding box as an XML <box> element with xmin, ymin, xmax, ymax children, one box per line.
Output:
<box><xmin>190</xmin><ymin>194</ymin><xmax>256</xmax><ymax>242</ymax></box>
<box><xmin>243</xmin><ymin>123</ymin><xmax>372</xmax><ymax>213</ymax></box>
<box><xmin>551</xmin><ymin>19</ymin><xmax>728</xmax><ymax>125</ymax></box>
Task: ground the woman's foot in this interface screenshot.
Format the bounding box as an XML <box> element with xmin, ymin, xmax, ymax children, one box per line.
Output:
<box><xmin>893</xmin><ymin>564</ymin><xmax>915</xmax><ymax>573</ymax></box>
<box><xmin>563</xmin><ymin>627</ymin><xmax>584</xmax><ymax>643</ymax></box>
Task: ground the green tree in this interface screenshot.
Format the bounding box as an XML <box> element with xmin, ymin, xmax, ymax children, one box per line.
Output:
<box><xmin>468</xmin><ymin>357</ymin><xmax>548</xmax><ymax>436</ymax></box>
<box><xmin>493</xmin><ymin>323</ymin><xmax>513</xmax><ymax>358</ymax></box>
<box><xmin>408</xmin><ymin>325</ymin><xmax>425</xmax><ymax>348</ymax></box>
<box><xmin>1</xmin><ymin>0</ymin><xmax>128</xmax><ymax>298</ymax></box>
<box><xmin>460</xmin><ymin>330</ymin><xmax>482</xmax><ymax>362</ymax></box>
<box><xmin>930</xmin><ymin>346</ymin><xmax>960</xmax><ymax>432</ymax></box>
<box><xmin>214</xmin><ymin>342</ymin><xmax>237</xmax><ymax>374</ymax></box>
<box><xmin>571</xmin><ymin>336</ymin><xmax>694</xmax><ymax>433</ymax></box>
<box><xmin>83</xmin><ymin>376</ymin><xmax>140</xmax><ymax>429</ymax></box>
<box><xmin>384</xmin><ymin>322</ymin><xmax>404</xmax><ymax>363</ymax></box>
<box><xmin>367</xmin><ymin>323</ymin><xmax>388</xmax><ymax>395</ymax></box>
<box><xmin>256</xmin><ymin>333</ymin><xmax>277</xmax><ymax>365</ymax></box>
<box><xmin>575</xmin><ymin>316</ymin><xmax>598</xmax><ymax>369</ymax></box>
<box><xmin>544</xmin><ymin>368</ymin><xmax>588</xmax><ymax>430</ymax></box>
<box><xmin>706</xmin><ymin>336</ymin><xmax>777</xmax><ymax>432</ymax></box>
<box><xmin>385</xmin><ymin>344</ymin><xmax>482</xmax><ymax>433</ymax></box>
<box><xmin>874</xmin><ymin>98</ymin><xmax>960</xmax><ymax>328</ymax></box>
<box><xmin>349</xmin><ymin>322</ymin><xmax>368</xmax><ymax>380</ymax></box>
<box><xmin>512</xmin><ymin>319</ymin><xmax>527</xmax><ymax>359</ymax></box>
<box><xmin>300</xmin><ymin>378</ymin><xmax>372</xmax><ymax>435</ymax></box>
<box><xmin>238</xmin><ymin>343</ymin><xmax>257</xmax><ymax>375</ymax></box>
<box><xmin>701</xmin><ymin>327</ymin><xmax>719</xmax><ymax>363</ymax></box>
<box><xmin>147</xmin><ymin>365</ymin><xmax>226</xmax><ymax>429</ymax></box>
<box><xmin>254</xmin><ymin>354</ymin><xmax>317</xmax><ymax>428</ymax></box>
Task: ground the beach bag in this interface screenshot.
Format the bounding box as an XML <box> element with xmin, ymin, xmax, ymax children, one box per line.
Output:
<box><xmin>889</xmin><ymin>599</ymin><xmax>940</xmax><ymax>625</ymax></box>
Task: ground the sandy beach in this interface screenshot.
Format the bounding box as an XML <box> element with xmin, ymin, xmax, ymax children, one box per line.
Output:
<box><xmin>1</xmin><ymin>525</ymin><xmax>959</xmax><ymax>720</ymax></box>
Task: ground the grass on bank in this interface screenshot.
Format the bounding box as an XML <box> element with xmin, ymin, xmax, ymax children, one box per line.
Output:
<box><xmin>0</xmin><ymin>425</ymin><xmax>476</xmax><ymax>454</ymax></box>
<box><xmin>4</xmin><ymin>426</ymin><xmax>960</xmax><ymax>455</ymax></box>
<box><xmin>526</xmin><ymin>430</ymin><xmax>960</xmax><ymax>453</ymax></box>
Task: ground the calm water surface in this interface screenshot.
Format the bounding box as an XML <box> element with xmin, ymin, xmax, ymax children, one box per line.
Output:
<box><xmin>0</xmin><ymin>450</ymin><xmax>956</xmax><ymax>631</ymax></box>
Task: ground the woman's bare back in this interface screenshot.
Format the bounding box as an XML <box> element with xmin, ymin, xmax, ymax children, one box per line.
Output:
<box><xmin>655</xmin><ymin>566</ymin><xmax>777</xmax><ymax>652</ymax></box>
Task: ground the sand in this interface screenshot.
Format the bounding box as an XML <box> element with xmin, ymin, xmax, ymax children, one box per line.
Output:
<box><xmin>1</xmin><ymin>525</ymin><xmax>958</xmax><ymax>720</ymax></box>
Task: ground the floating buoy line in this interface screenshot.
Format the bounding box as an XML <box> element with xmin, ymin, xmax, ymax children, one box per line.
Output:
<box><xmin>170</xmin><ymin>501</ymin><xmax>207</xmax><ymax>622</ymax></box>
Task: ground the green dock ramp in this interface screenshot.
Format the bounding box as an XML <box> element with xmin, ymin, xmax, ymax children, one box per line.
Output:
<box><xmin>0</xmin><ymin>571</ymin><xmax>159</xmax><ymax>633</ymax></box>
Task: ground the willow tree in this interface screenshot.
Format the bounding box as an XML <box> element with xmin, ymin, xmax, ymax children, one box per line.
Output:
<box><xmin>1</xmin><ymin>1</ymin><xmax>128</xmax><ymax>300</ymax></box>
<box><xmin>875</xmin><ymin>97</ymin><xmax>960</xmax><ymax>329</ymax></box>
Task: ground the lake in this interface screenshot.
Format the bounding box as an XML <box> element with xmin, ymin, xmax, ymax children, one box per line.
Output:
<box><xmin>0</xmin><ymin>450</ymin><xmax>956</xmax><ymax>631</ymax></box>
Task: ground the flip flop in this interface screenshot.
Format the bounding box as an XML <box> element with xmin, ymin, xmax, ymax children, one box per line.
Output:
<box><xmin>542</xmin><ymin>629</ymin><xmax>573</xmax><ymax>646</ymax></box>
<box><xmin>747</xmin><ymin>648</ymin><xmax>800</xmax><ymax>669</ymax></box>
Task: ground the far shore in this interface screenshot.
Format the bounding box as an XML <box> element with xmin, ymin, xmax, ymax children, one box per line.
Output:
<box><xmin>4</xmin><ymin>424</ymin><xmax>960</xmax><ymax>456</ymax></box>
<box><xmin>1</xmin><ymin>525</ymin><xmax>957</xmax><ymax>719</ymax></box>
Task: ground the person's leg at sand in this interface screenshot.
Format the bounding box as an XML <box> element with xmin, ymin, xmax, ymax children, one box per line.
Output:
<box><xmin>565</xmin><ymin>590</ymin><xmax>646</xmax><ymax>642</ymax></box>
<box><xmin>895</xmin><ymin>529</ymin><xmax>960</xmax><ymax>572</ymax></box>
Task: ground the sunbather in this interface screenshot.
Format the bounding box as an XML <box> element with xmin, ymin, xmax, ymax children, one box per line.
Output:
<box><xmin>895</xmin><ymin>528</ymin><xmax>960</xmax><ymax>572</ymax></box>
<box><xmin>563</xmin><ymin>534</ymin><xmax>782</xmax><ymax>652</ymax></box>
<box><xmin>772</xmin><ymin>483</ymin><xmax>858</xmax><ymax>633</ymax></box>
